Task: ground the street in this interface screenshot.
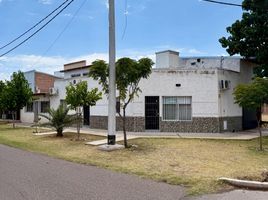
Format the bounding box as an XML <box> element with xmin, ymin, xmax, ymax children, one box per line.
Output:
<box><xmin>0</xmin><ymin>144</ymin><xmax>185</xmax><ymax>200</ymax></box>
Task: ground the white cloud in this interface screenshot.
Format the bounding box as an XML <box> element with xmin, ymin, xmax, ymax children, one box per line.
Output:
<box><xmin>0</xmin><ymin>47</ymin><xmax>206</xmax><ymax>81</ymax></box>
<box><xmin>39</xmin><ymin>0</ymin><xmax>53</xmax><ymax>5</ymax></box>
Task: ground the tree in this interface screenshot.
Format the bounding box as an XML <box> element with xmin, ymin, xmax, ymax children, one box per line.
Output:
<box><xmin>65</xmin><ymin>81</ymin><xmax>102</xmax><ymax>140</ymax></box>
<box><xmin>89</xmin><ymin>57</ymin><xmax>153</xmax><ymax>148</ymax></box>
<box><xmin>0</xmin><ymin>81</ymin><xmax>5</xmax><ymax>117</ymax></box>
<box><xmin>233</xmin><ymin>78</ymin><xmax>268</xmax><ymax>151</ymax></box>
<box><xmin>2</xmin><ymin>71</ymin><xmax>32</xmax><ymax>128</ymax></box>
<box><xmin>39</xmin><ymin>104</ymin><xmax>76</xmax><ymax>137</ymax></box>
<box><xmin>219</xmin><ymin>0</ymin><xmax>268</xmax><ymax>77</ymax></box>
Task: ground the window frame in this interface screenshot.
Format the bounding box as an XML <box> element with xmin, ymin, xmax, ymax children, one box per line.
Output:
<box><xmin>162</xmin><ymin>96</ymin><xmax>192</xmax><ymax>122</ymax></box>
<box><xmin>40</xmin><ymin>101</ymin><xmax>50</xmax><ymax>113</ymax></box>
<box><xmin>25</xmin><ymin>102</ymin><xmax>34</xmax><ymax>113</ymax></box>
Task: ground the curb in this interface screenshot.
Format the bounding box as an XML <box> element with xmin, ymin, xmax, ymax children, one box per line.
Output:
<box><xmin>219</xmin><ymin>177</ymin><xmax>268</xmax><ymax>190</ymax></box>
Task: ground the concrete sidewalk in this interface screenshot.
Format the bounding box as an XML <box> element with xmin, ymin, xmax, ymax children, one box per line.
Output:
<box><xmin>16</xmin><ymin>123</ymin><xmax>268</xmax><ymax>146</ymax></box>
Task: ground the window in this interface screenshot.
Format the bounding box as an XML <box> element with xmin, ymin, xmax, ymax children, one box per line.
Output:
<box><xmin>116</xmin><ymin>97</ymin><xmax>120</xmax><ymax>113</ymax></box>
<box><xmin>83</xmin><ymin>72</ymin><xmax>89</xmax><ymax>77</ymax></box>
<box><xmin>60</xmin><ymin>99</ymin><xmax>67</xmax><ymax>109</ymax></box>
<box><xmin>41</xmin><ymin>101</ymin><xmax>50</xmax><ymax>113</ymax></box>
<box><xmin>163</xmin><ymin>97</ymin><xmax>192</xmax><ymax>121</ymax></box>
<box><xmin>25</xmin><ymin>102</ymin><xmax>33</xmax><ymax>112</ymax></box>
<box><xmin>71</xmin><ymin>74</ymin><xmax>81</xmax><ymax>78</ymax></box>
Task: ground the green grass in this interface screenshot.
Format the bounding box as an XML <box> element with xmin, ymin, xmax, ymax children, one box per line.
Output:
<box><xmin>0</xmin><ymin>124</ymin><xmax>268</xmax><ymax>195</ymax></box>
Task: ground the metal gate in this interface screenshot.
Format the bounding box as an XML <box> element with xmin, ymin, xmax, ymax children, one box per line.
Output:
<box><xmin>145</xmin><ymin>96</ymin><xmax>159</xmax><ymax>130</ymax></box>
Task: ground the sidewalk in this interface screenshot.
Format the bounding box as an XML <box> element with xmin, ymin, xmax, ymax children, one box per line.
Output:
<box><xmin>16</xmin><ymin>123</ymin><xmax>268</xmax><ymax>146</ymax></box>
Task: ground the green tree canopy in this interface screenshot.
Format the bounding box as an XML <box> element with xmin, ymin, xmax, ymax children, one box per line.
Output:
<box><xmin>233</xmin><ymin>77</ymin><xmax>268</xmax><ymax>150</ymax></box>
<box><xmin>65</xmin><ymin>81</ymin><xmax>102</xmax><ymax>140</ymax></box>
<box><xmin>39</xmin><ymin>104</ymin><xmax>77</xmax><ymax>137</ymax></box>
<box><xmin>89</xmin><ymin>57</ymin><xmax>153</xmax><ymax>147</ymax></box>
<box><xmin>0</xmin><ymin>80</ymin><xmax>5</xmax><ymax>113</ymax></box>
<box><xmin>219</xmin><ymin>0</ymin><xmax>268</xmax><ymax>77</ymax></box>
<box><xmin>1</xmin><ymin>71</ymin><xmax>32</xmax><ymax>126</ymax></box>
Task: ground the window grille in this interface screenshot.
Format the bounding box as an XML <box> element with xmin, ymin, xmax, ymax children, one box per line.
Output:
<box><xmin>163</xmin><ymin>96</ymin><xmax>192</xmax><ymax>121</ymax></box>
<box><xmin>41</xmin><ymin>101</ymin><xmax>50</xmax><ymax>113</ymax></box>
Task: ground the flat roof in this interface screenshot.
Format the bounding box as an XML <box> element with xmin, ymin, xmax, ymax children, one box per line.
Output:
<box><xmin>60</xmin><ymin>65</ymin><xmax>91</xmax><ymax>72</ymax></box>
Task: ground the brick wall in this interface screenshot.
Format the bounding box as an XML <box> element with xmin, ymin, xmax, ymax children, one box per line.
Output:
<box><xmin>35</xmin><ymin>72</ymin><xmax>56</xmax><ymax>93</ymax></box>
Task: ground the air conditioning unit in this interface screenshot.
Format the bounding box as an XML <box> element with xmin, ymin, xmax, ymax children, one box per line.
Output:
<box><xmin>35</xmin><ymin>87</ymin><xmax>41</xmax><ymax>93</ymax></box>
<box><xmin>49</xmin><ymin>87</ymin><xmax>58</xmax><ymax>95</ymax></box>
<box><xmin>219</xmin><ymin>80</ymin><xmax>231</xmax><ymax>90</ymax></box>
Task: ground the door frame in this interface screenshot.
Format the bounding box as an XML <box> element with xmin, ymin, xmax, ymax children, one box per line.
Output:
<box><xmin>145</xmin><ymin>96</ymin><xmax>160</xmax><ymax>130</ymax></box>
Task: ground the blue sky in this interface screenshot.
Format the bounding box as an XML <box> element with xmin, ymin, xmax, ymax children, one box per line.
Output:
<box><xmin>0</xmin><ymin>0</ymin><xmax>243</xmax><ymax>80</ymax></box>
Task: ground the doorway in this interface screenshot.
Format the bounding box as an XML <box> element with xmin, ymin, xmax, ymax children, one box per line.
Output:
<box><xmin>83</xmin><ymin>106</ymin><xmax>90</xmax><ymax>126</ymax></box>
<box><xmin>145</xmin><ymin>96</ymin><xmax>159</xmax><ymax>130</ymax></box>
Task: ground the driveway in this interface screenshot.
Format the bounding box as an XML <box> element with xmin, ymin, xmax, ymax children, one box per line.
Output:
<box><xmin>0</xmin><ymin>144</ymin><xmax>185</xmax><ymax>200</ymax></box>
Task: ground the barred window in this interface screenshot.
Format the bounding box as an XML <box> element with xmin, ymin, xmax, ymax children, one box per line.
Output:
<box><xmin>41</xmin><ymin>101</ymin><xmax>50</xmax><ymax>113</ymax></box>
<box><xmin>163</xmin><ymin>97</ymin><xmax>192</xmax><ymax>121</ymax></box>
<box><xmin>60</xmin><ymin>99</ymin><xmax>67</xmax><ymax>109</ymax></box>
<box><xmin>25</xmin><ymin>102</ymin><xmax>33</xmax><ymax>112</ymax></box>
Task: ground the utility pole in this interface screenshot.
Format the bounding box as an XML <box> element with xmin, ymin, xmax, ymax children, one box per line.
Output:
<box><xmin>107</xmin><ymin>0</ymin><xmax>116</xmax><ymax>145</ymax></box>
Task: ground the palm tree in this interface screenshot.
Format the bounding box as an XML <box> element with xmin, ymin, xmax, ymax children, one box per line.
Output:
<box><xmin>39</xmin><ymin>104</ymin><xmax>76</xmax><ymax>137</ymax></box>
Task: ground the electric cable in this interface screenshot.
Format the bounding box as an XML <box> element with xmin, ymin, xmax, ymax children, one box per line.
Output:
<box><xmin>0</xmin><ymin>0</ymin><xmax>74</xmax><ymax>58</ymax></box>
<box><xmin>0</xmin><ymin>0</ymin><xmax>70</xmax><ymax>50</ymax></box>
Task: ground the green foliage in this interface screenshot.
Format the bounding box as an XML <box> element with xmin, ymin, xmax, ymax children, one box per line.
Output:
<box><xmin>0</xmin><ymin>80</ymin><xmax>6</xmax><ymax>112</ymax></box>
<box><xmin>2</xmin><ymin>71</ymin><xmax>33</xmax><ymax>112</ymax></box>
<box><xmin>39</xmin><ymin>104</ymin><xmax>77</xmax><ymax>137</ymax></box>
<box><xmin>65</xmin><ymin>81</ymin><xmax>102</xmax><ymax>140</ymax></box>
<box><xmin>65</xmin><ymin>81</ymin><xmax>102</xmax><ymax>110</ymax></box>
<box><xmin>233</xmin><ymin>78</ymin><xmax>268</xmax><ymax>110</ymax></box>
<box><xmin>233</xmin><ymin>77</ymin><xmax>268</xmax><ymax>150</ymax></box>
<box><xmin>89</xmin><ymin>57</ymin><xmax>153</xmax><ymax>147</ymax></box>
<box><xmin>90</xmin><ymin>57</ymin><xmax>153</xmax><ymax>104</ymax></box>
<box><xmin>219</xmin><ymin>0</ymin><xmax>268</xmax><ymax>77</ymax></box>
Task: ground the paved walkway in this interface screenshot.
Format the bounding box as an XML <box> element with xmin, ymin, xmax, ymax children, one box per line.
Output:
<box><xmin>0</xmin><ymin>144</ymin><xmax>185</xmax><ymax>200</ymax></box>
<box><xmin>17</xmin><ymin>123</ymin><xmax>268</xmax><ymax>145</ymax></box>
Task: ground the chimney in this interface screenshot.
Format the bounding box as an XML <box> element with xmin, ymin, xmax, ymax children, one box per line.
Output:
<box><xmin>155</xmin><ymin>50</ymin><xmax>179</xmax><ymax>68</ymax></box>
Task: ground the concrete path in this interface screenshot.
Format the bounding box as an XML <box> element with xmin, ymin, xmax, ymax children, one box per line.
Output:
<box><xmin>0</xmin><ymin>144</ymin><xmax>185</xmax><ymax>200</ymax></box>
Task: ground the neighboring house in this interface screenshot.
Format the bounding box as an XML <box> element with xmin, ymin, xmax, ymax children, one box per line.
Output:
<box><xmin>21</xmin><ymin>50</ymin><xmax>257</xmax><ymax>133</ymax></box>
<box><xmin>21</xmin><ymin>70</ymin><xmax>61</xmax><ymax>123</ymax></box>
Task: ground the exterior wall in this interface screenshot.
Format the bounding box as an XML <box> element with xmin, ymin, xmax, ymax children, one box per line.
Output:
<box><xmin>132</xmin><ymin>68</ymin><xmax>219</xmax><ymax>118</ymax></box>
<box><xmin>35</xmin><ymin>72</ymin><xmax>57</xmax><ymax>93</ymax></box>
<box><xmin>63</xmin><ymin>68</ymin><xmax>89</xmax><ymax>79</ymax></box>
<box><xmin>217</xmin><ymin>60</ymin><xmax>254</xmax><ymax>131</ymax></box>
<box><xmin>23</xmin><ymin>71</ymin><xmax>35</xmax><ymax>92</ymax></box>
<box><xmin>20</xmin><ymin>95</ymin><xmax>50</xmax><ymax>124</ymax></box>
<box><xmin>19</xmin><ymin>56</ymin><xmax>254</xmax><ymax>133</ymax></box>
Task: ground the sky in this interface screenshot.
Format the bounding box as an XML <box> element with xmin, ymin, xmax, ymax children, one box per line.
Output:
<box><xmin>0</xmin><ymin>0</ymin><xmax>243</xmax><ymax>80</ymax></box>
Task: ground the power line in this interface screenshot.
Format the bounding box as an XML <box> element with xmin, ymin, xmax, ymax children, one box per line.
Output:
<box><xmin>0</xmin><ymin>0</ymin><xmax>74</xmax><ymax>58</ymax></box>
<box><xmin>121</xmin><ymin>0</ymin><xmax>128</xmax><ymax>40</ymax></box>
<box><xmin>34</xmin><ymin>0</ymin><xmax>88</xmax><ymax>65</ymax></box>
<box><xmin>0</xmin><ymin>0</ymin><xmax>70</xmax><ymax>50</ymax></box>
<box><xmin>202</xmin><ymin>0</ymin><xmax>242</xmax><ymax>7</ymax></box>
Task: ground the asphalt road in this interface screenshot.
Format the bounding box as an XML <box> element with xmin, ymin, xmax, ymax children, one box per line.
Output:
<box><xmin>0</xmin><ymin>144</ymin><xmax>185</xmax><ymax>200</ymax></box>
<box><xmin>189</xmin><ymin>190</ymin><xmax>268</xmax><ymax>200</ymax></box>
<box><xmin>1</xmin><ymin>144</ymin><xmax>268</xmax><ymax>200</ymax></box>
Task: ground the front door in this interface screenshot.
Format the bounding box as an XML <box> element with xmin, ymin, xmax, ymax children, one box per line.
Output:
<box><xmin>145</xmin><ymin>96</ymin><xmax>159</xmax><ymax>130</ymax></box>
<box><xmin>83</xmin><ymin>106</ymin><xmax>90</xmax><ymax>126</ymax></box>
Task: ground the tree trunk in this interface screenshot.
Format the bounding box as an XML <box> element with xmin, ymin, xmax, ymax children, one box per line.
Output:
<box><xmin>56</xmin><ymin>129</ymin><xmax>63</xmax><ymax>137</ymax></box>
<box><xmin>123</xmin><ymin>108</ymin><xmax>128</xmax><ymax>148</ymax></box>
<box><xmin>256</xmin><ymin>109</ymin><xmax>263</xmax><ymax>151</ymax></box>
<box><xmin>12</xmin><ymin>111</ymin><xmax>15</xmax><ymax>128</ymax></box>
<box><xmin>76</xmin><ymin>109</ymin><xmax>80</xmax><ymax>140</ymax></box>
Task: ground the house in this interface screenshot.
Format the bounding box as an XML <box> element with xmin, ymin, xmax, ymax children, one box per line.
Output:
<box><xmin>20</xmin><ymin>50</ymin><xmax>257</xmax><ymax>133</ymax></box>
<box><xmin>20</xmin><ymin>70</ymin><xmax>61</xmax><ymax>123</ymax></box>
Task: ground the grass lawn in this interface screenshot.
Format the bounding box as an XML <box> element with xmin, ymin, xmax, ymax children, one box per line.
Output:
<box><xmin>0</xmin><ymin>124</ymin><xmax>268</xmax><ymax>195</ymax></box>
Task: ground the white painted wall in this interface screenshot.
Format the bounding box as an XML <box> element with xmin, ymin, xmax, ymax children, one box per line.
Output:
<box><xmin>217</xmin><ymin>61</ymin><xmax>254</xmax><ymax>117</ymax></box>
<box><xmin>23</xmin><ymin>70</ymin><xmax>35</xmax><ymax>92</ymax></box>
<box><xmin>20</xmin><ymin>56</ymin><xmax>254</xmax><ymax>125</ymax></box>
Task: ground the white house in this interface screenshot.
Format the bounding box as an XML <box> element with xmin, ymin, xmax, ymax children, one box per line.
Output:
<box><xmin>21</xmin><ymin>50</ymin><xmax>256</xmax><ymax>133</ymax></box>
